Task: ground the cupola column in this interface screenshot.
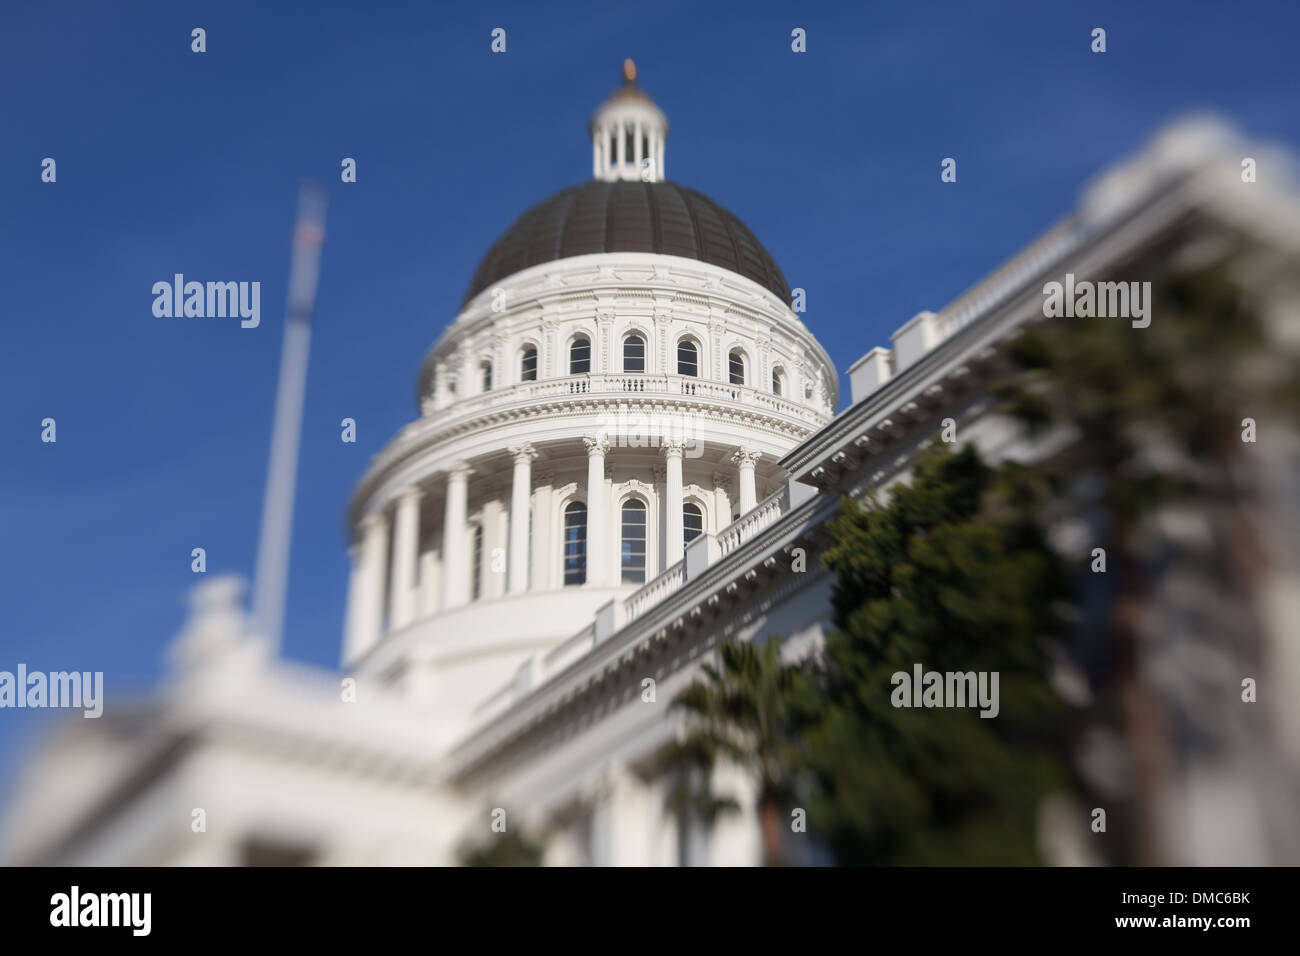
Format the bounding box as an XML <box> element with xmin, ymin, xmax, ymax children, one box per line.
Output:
<box><xmin>591</xmin><ymin>60</ymin><xmax>668</xmax><ymax>183</ymax></box>
<box><xmin>732</xmin><ymin>448</ymin><xmax>760</xmax><ymax>515</ymax></box>
<box><xmin>663</xmin><ymin>440</ymin><xmax>685</xmax><ymax>565</ymax></box>
<box><xmin>388</xmin><ymin>486</ymin><xmax>422</xmax><ymax>631</ymax></box>
<box><xmin>508</xmin><ymin>444</ymin><xmax>537</xmax><ymax>593</ymax></box>
<box><xmin>584</xmin><ymin>436</ymin><xmax>611</xmax><ymax>585</ymax></box>
<box><xmin>343</xmin><ymin>511</ymin><xmax>389</xmax><ymax>664</ymax></box>
<box><xmin>441</xmin><ymin>462</ymin><xmax>473</xmax><ymax>608</ymax></box>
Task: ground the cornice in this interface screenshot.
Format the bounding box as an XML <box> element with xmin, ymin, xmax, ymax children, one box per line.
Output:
<box><xmin>447</xmin><ymin>491</ymin><xmax>834</xmax><ymax>784</ymax></box>
<box><xmin>349</xmin><ymin>389</ymin><xmax>826</xmax><ymax>527</ymax></box>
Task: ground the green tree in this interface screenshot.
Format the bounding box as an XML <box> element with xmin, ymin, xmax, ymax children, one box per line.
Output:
<box><xmin>668</xmin><ymin>639</ymin><xmax>811</xmax><ymax>865</ymax></box>
<box><xmin>457</xmin><ymin>827</ymin><xmax>546</xmax><ymax>867</ymax></box>
<box><xmin>994</xmin><ymin>263</ymin><xmax>1296</xmax><ymax>861</ymax></box>
<box><xmin>651</xmin><ymin>732</ymin><xmax>741</xmax><ymax>865</ymax></box>
<box><xmin>806</xmin><ymin>441</ymin><xmax>1071</xmax><ymax>865</ymax></box>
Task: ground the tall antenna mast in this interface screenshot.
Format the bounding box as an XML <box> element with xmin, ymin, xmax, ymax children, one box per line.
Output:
<box><xmin>251</xmin><ymin>183</ymin><xmax>328</xmax><ymax>653</ymax></box>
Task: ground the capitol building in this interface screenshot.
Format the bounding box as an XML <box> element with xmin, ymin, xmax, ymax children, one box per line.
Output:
<box><xmin>5</xmin><ymin>65</ymin><xmax>1300</xmax><ymax>867</ymax></box>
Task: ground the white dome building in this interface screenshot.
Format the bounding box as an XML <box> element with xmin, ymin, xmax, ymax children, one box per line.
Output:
<box><xmin>342</xmin><ymin>61</ymin><xmax>837</xmax><ymax>746</ymax></box>
<box><xmin>10</xmin><ymin>73</ymin><xmax>1298</xmax><ymax>869</ymax></box>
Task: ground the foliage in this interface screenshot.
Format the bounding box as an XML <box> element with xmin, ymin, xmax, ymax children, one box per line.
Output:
<box><xmin>666</xmin><ymin>639</ymin><xmax>814</xmax><ymax>864</ymax></box>
<box><xmin>804</xmin><ymin>442</ymin><xmax>1071</xmax><ymax>865</ymax></box>
<box><xmin>457</xmin><ymin>827</ymin><xmax>546</xmax><ymax>867</ymax></box>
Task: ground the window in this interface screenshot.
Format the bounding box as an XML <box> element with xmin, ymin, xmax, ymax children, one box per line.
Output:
<box><xmin>480</xmin><ymin>362</ymin><xmax>493</xmax><ymax>392</ymax></box>
<box><xmin>803</xmin><ymin>382</ymin><xmax>813</xmax><ymax>400</ymax></box>
<box><xmin>563</xmin><ymin>502</ymin><xmax>587</xmax><ymax>585</ymax></box>
<box><xmin>470</xmin><ymin>523</ymin><xmax>483</xmax><ymax>601</ymax></box>
<box><xmin>520</xmin><ymin>346</ymin><xmax>538</xmax><ymax>382</ymax></box>
<box><xmin>625</xmin><ymin>130</ymin><xmax>634</xmax><ymax>162</ymax></box>
<box><xmin>621</xmin><ymin>499</ymin><xmax>647</xmax><ymax>584</ymax></box>
<box><xmin>772</xmin><ymin>369</ymin><xmax>784</xmax><ymax>396</ymax></box>
<box><xmin>642</xmin><ymin>135</ymin><xmax>649</xmax><ymax>160</ymax></box>
<box><xmin>609</xmin><ymin>134</ymin><xmax>616</xmax><ymax>162</ymax></box>
<box><xmin>729</xmin><ymin>349</ymin><xmax>746</xmax><ymax>386</ymax></box>
<box><xmin>683</xmin><ymin>503</ymin><xmax>704</xmax><ymax>545</ymax></box>
<box><xmin>570</xmin><ymin>335</ymin><xmax>591</xmax><ymax>374</ymax></box>
<box><xmin>623</xmin><ymin>334</ymin><xmax>645</xmax><ymax>373</ymax></box>
<box><xmin>677</xmin><ymin>339</ymin><xmax>698</xmax><ymax>377</ymax></box>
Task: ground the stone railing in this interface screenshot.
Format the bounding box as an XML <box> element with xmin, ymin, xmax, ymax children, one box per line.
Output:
<box><xmin>718</xmin><ymin>486</ymin><xmax>789</xmax><ymax>556</ymax></box>
<box><xmin>541</xmin><ymin>622</ymin><xmax>597</xmax><ymax>676</ymax></box>
<box><xmin>939</xmin><ymin>217</ymin><xmax>1085</xmax><ymax>338</ymax></box>
<box><xmin>435</xmin><ymin>374</ymin><xmax>825</xmax><ymax>425</ymax></box>
<box><xmin>622</xmin><ymin>559</ymin><xmax>685</xmax><ymax>625</ymax></box>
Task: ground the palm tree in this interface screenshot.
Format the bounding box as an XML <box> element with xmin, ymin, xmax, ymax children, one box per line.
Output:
<box><xmin>669</xmin><ymin>639</ymin><xmax>809</xmax><ymax>866</ymax></box>
<box><xmin>456</xmin><ymin>827</ymin><xmax>546</xmax><ymax>867</ymax></box>
<box><xmin>994</xmin><ymin>263</ymin><xmax>1296</xmax><ymax>862</ymax></box>
<box><xmin>651</xmin><ymin>732</ymin><xmax>740</xmax><ymax>865</ymax></box>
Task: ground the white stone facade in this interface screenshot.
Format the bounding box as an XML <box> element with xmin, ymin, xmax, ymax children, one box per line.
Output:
<box><xmin>342</xmin><ymin>249</ymin><xmax>835</xmax><ymax>744</ymax></box>
<box><xmin>4</xmin><ymin>94</ymin><xmax>1299</xmax><ymax>868</ymax></box>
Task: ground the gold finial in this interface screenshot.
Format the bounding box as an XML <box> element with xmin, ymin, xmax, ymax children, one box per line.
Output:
<box><xmin>623</xmin><ymin>58</ymin><xmax>637</xmax><ymax>84</ymax></box>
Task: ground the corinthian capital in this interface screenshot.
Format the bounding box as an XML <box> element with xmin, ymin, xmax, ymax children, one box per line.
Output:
<box><xmin>584</xmin><ymin>434</ymin><xmax>610</xmax><ymax>458</ymax></box>
<box><xmin>730</xmin><ymin>447</ymin><xmax>761</xmax><ymax>468</ymax></box>
<box><xmin>508</xmin><ymin>442</ymin><xmax>539</xmax><ymax>465</ymax></box>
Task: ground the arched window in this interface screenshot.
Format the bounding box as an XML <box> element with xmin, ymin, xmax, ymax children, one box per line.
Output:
<box><xmin>563</xmin><ymin>502</ymin><xmax>587</xmax><ymax>586</ymax></box>
<box><xmin>470</xmin><ymin>523</ymin><xmax>483</xmax><ymax>601</ymax></box>
<box><xmin>683</xmin><ymin>502</ymin><xmax>704</xmax><ymax>545</ymax></box>
<box><xmin>480</xmin><ymin>361</ymin><xmax>493</xmax><ymax>392</ymax></box>
<box><xmin>803</xmin><ymin>381</ymin><xmax>813</xmax><ymax>400</ymax></box>
<box><xmin>677</xmin><ymin>339</ymin><xmax>698</xmax><ymax>377</ymax></box>
<box><xmin>621</xmin><ymin>499</ymin><xmax>647</xmax><ymax>584</ymax></box>
<box><xmin>520</xmin><ymin>346</ymin><xmax>538</xmax><ymax>382</ymax></box>
<box><xmin>729</xmin><ymin>349</ymin><xmax>746</xmax><ymax>386</ymax></box>
<box><xmin>623</xmin><ymin>334</ymin><xmax>645</xmax><ymax>373</ymax></box>
<box><xmin>772</xmin><ymin>368</ymin><xmax>784</xmax><ymax>396</ymax></box>
<box><xmin>570</xmin><ymin>335</ymin><xmax>591</xmax><ymax>375</ymax></box>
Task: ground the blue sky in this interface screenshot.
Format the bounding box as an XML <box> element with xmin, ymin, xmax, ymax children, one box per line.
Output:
<box><xmin>2</xmin><ymin>0</ymin><xmax>1298</xmax><ymax>784</ymax></box>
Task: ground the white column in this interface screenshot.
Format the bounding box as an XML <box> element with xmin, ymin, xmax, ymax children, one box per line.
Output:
<box><xmin>657</xmin><ymin>136</ymin><xmax>665</xmax><ymax>182</ymax></box>
<box><xmin>616</xmin><ymin>121</ymin><xmax>626</xmax><ymax>167</ymax></box>
<box><xmin>388</xmin><ymin>486</ymin><xmax>421</xmax><ymax>631</ymax></box>
<box><xmin>530</xmin><ymin>472</ymin><xmax>554</xmax><ymax>591</ymax></box>
<box><xmin>418</xmin><ymin>546</ymin><xmax>440</xmax><ymax>618</ymax></box>
<box><xmin>585</xmin><ymin>435</ymin><xmax>610</xmax><ymax>585</ymax></box>
<box><xmin>664</xmin><ymin>441</ymin><xmax>685</xmax><ymax>565</ymax></box>
<box><xmin>482</xmin><ymin>498</ymin><xmax>507</xmax><ymax>599</ymax></box>
<box><xmin>634</xmin><ymin>119</ymin><xmax>643</xmax><ymax>167</ymax></box>
<box><xmin>508</xmin><ymin>443</ymin><xmax>537</xmax><ymax>594</ymax></box>
<box><xmin>441</xmin><ymin>462</ymin><xmax>472</xmax><ymax>608</ymax></box>
<box><xmin>342</xmin><ymin>542</ymin><xmax>365</xmax><ymax>665</ymax></box>
<box><xmin>712</xmin><ymin>472</ymin><xmax>733</xmax><ymax>529</ymax></box>
<box><xmin>344</xmin><ymin>512</ymin><xmax>388</xmax><ymax>663</ymax></box>
<box><xmin>732</xmin><ymin>448</ymin><xmax>760</xmax><ymax>514</ymax></box>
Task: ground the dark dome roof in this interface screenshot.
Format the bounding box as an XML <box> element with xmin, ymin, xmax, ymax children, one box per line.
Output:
<box><xmin>463</xmin><ymin>181</ymin><xmax>790</xmax><ymax>307</ymax></box>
